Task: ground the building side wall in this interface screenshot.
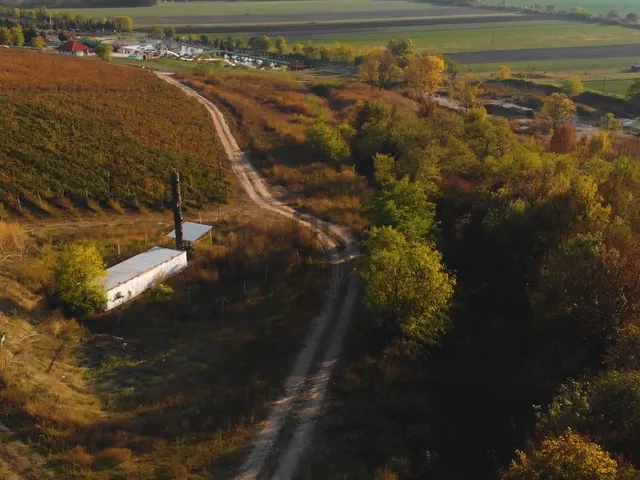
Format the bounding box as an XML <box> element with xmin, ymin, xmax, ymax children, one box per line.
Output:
<box><xmin>103</xmin><ymin>252</ymin><xmax>187</xmax><ymax>311</ymax></box>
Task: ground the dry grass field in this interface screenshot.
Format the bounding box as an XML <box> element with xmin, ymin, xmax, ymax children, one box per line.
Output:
<box><xmin>178</xmin><ymin>70</ymin><xmax>414</xmax><ymax>230</ymax></box>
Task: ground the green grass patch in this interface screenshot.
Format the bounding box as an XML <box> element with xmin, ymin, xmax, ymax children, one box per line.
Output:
<box><xmin>57</xmin><ymin>0</ymin><xmax>441</xmax><ymax>22</ymax></box>
<box><xmin>287</xmin><ymin>21</ymin><xmax>640</xmax><ymax>53</ymax></box>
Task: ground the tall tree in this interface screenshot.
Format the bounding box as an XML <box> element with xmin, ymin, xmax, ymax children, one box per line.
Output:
<box><xmin>600</xmin><ymin>112</ymin><xmax>622</xmax><ymax>141</ymax></box>
<box><xmin>404</xmin><ymin>53</ymin><xmax>445</xmax><ymax>97</ymax></box>
<box><xmin>541</xmin><ymin>93</ymin><xmax>577</xmax><ymax>128</ymax></box>
<box><xmin>497</xmin><ymin>65</ymin><xmax>511</xmax><ymax>80</ymax></box>
<box><xmin>150</xmin><ymin>25</ymin><xmax>164</xmax><ymax>37</ymax></box>
<box><xmin>54</xmin><ymin>245</ymin><xmax>107</xmax><ymax>315</ymax></box>
<box><xmin>114</xmin><ymin>16</ymin><xmax>134</xmax><ymax>32</ymax></box>
<box><xmin>275</xmin><ymin>35</ymin><xmax>287</xmax><ymax>54</ymax></box>
<box><xmin>562</xmin><ymin>75</ymin><xmax>584</xmax><ymax>96</ymax></box>
<box><xmin>450</xmin><ymin>73</ymin><xmax>482</xmax><ymax>110</ymax></box>
<box><xmin>360</xmin><ymin>226</ymin><xmax>455</xmax><ymax>346</ymax></box>
<box><xmin>10</xmin><ymin>26</ymin><xmax>24</xmax><ymax>47</ymax></box>
<box><xmin>365</xmin><ymin>176</ymin><xmax>436</xmax><ymax>242</ymax></box>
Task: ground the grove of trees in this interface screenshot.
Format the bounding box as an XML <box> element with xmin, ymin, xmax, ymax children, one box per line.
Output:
<box><xmin>296</xmin><ymin>71</ymin><xmax>640</xmax><ymax>477</ymax></box>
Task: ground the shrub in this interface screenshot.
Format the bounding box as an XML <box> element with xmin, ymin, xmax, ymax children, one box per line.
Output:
<box><xmin>149</xmin><ymin>283</ymin><xmax>174</xmax><ymax>301</ymax></box>
<box><xmin>305</xmin><ymin>118</ymin><xmax>350</xmax><ymax>163</ymax></box>
<box><xmin>66</xmin><ymin>445</ymin><xmax>94</xmax><ymax>469</ymax></box>
<box><xmin>54</xmin><ymin>245</ymin><xmax>107</xmax><ymax>314</ymax></box>
<box><xmin>0</xmin><ymin>221</ymin><xmax>29</xmax><ymax>263</ymax></box>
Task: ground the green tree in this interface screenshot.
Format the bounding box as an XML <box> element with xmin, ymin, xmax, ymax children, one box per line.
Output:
<box><xmin>165</xmin><ymin>26</ymin><xmax>176</xmax><ymax>39</ymax></box>
<box><xmin>10</xmin><ymin>26</ymin><xmax>24</xmax><ymax>47</ymax></box>
<box><xmin>303</xmin><ymin>44</ymin><xmax>319</xmax><ymax>60</ymax></box>
<box><xmin>292</xmin><ymin>43</ymin><xmax>304</xmax><ymax>55</ymax></box>
<box><xmin>625</xmin><ymin>12</ymin><xmax>639</xmax><ymax>23</ymax></box>
<box><xmin>445</xmin><ymin>57</ymin><xmax>460</xmax><ymax>79</ymax></box>
<box><xmin>360</xmin><ymin>226</ymin><xmax>455</xmax><ymax>346</ymax></box>
<box><xmin>248</xmin><ymin>35</ymin><xmax>271</xmax><ymax>52</ymax></box>
<box><xmin>0</xmin><ymin>27</ymin><xmax>12</xmax><ymax>45</ymax></box>
<box><xmin>502</xmin><ymin>430</ymin><xmax>618</xmax><ymax>480</ymax></box>
<box><xmin>605</xmin><ymin>323</ymin><xmax>640</xmax><ymax>371</ymax></box>
<box><xmin>373</xmin><ymin>153</ymin><xmax>396</xmax><ymax>187</ymax></box>
<box><xmin>114</xmin><ymin>16</ymin><xmax>134</xmax><ymax>32</ymax></box>
<box><xmin>365</xmin><ymin>176</ymin><xmax>435</xmax><ymax>242</ymax></box>
<box><xmin>30</xmin><ymin>36</ymin><xmax>45</xmax><ymax>49</ymax></box>
<box><xmin>451</xmin><ymin>73</ymin><xmax>482</xmax><ymax>110</ymax></box>
<box><xmin>11</xmin><ymin>7</ymin><xmax>20</xmax><ymax>18</ymax></box>
<box><xmin>600</xmin><ymin>112</ymin><xmax>622</xmax><ymax>141</ymax></box>
<box><xmin>150</xmin><ymin>25</ymin><xmax>164</xmax><ymax>37</ymax></box>
<box><xmin>54</xmin><ymin>245</ymin><xmax>107</xmax><ymax>315</ymax></box>
<box><xmin>305</xmin><ymin>117</ymin><xmax>350</xmax><ymax>163</ymax></box>
<box><xmin>562</xmin><ymin>75</ymin><xmax>584</xmax><ymax>96</ymax></box>
<box><xmin>541</xmin><ymin>93</ymin><xmax>577</xmax><ymax>128</ymax></box>
<box><xmin>275</xmin><ymin>35</ymin><xmax>287</xmax><ymax>54</ymax></box>
<box><xmin>96</xmin><ymin>44</ymin><xmax>113</xmax><ymax>61</ymax></box>
<box><xmin>386</xmin><ymin>38</ymin><xmax>414</xmax><ymax>66</ymax></box>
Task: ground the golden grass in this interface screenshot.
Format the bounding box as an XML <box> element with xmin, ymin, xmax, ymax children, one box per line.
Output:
<box><xmin>176</xmin><ymin>71</ymin><xmax>410</xmax><ymax>231</ymax></box>
<box><xmin>0</xmin><ymin>211</ymin><xmax>326</xmax><ymax>478</ymax></box>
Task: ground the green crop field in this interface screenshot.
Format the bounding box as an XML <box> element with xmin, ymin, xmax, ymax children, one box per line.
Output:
<box><xmin>276</xmin><ymin>21</ymin><xmax>640</xmax><ymax>52</ymax></box>
<box><xmin>58</xmin><ymin>0</ymin><xmax>451</xmax><ymax>24</ymax></box>
<box><xmin>485</xmin><ymin>0</ymin><xmax>639</xmax><ymax>15</ymax></box>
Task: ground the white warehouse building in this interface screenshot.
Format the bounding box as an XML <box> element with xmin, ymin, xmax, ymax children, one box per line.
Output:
<box><xmin>101</xmin><ymin>246</ymin><xmax>187</xmax><ymax>311</ymax></box>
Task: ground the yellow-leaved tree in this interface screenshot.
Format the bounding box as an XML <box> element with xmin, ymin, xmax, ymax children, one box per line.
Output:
<box><xmin>562</xmin><ymin>75</ymin><xmax>584</xmax><ymax>96</ymax></box>
<box><xmin>497</xmin><ymin>65</ymin><xmax>511</xmax><ymax>80</ymax></box>
<box><xmin>54</xmin><ymin>245</ymin><xmax>107</xmax><ymax>315</ymax></box>
<box><xmin>541</xmin><ymin>93</ymin><xmax>577</xmax><ymax>128</ymax></box>
<box><xmin>502</xmin><ymin>430</ymin><xmax>618</xmax><ymax>480</ymax></box>
<box><xmin>404</xmin><ymin>54</ymin><xmax>445</xmax><ymax>97</ymax></box>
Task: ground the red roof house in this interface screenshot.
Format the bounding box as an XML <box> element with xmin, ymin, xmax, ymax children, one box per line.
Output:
<box><xmin>56</xmin><ymin>40</ymin><xmax>92</xmax><ymax>57</ymax></box>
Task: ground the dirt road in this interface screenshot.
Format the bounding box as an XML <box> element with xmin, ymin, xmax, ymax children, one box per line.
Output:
<box><xmin>157</xmin><ymin>73</ymin><xmax>359</xmax><ymax>480</ymax></box>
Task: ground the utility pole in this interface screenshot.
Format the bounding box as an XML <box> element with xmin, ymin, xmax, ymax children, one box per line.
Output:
<box><xmin>602</xmin><ymin>75</ymin><xmax>607</xmax><ymax>92</ymax></box>
<box><xmin>171</xmin><ymin>170</ymin><xmax>184</xmax><ymax>251</ymax></box>
<box><xmin>491</xmin><ymin>28</ymin><xmax>495</xmax><ymax>46</ymax></box>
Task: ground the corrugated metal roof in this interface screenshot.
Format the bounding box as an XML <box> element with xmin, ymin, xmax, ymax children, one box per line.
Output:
<box><xmin>166</xmin><ymin>222</ymin><xmax>212</xmax><ymax>242</ymax></box>
<box><xmin>101</xmin><ymin>247</ymin><xmax>184</xmax><ymax>291</ymax></box>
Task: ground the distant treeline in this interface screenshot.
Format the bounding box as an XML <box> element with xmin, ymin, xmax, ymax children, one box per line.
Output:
<box><xmin>0</xmin><ymin>0</ymin><xmax>154</xmax><ymax>8</ymax></box>
<box><xmin>0</xmin><ymin>6</ymin><xmax>133</xmax><ymax>31</ymax></box>
<box><xmin>431</xmin><ymin>0</ymin><xmax>639</xmax><ymax>26</ymax></box>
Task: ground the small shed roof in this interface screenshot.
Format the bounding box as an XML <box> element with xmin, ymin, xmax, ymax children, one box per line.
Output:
<box><xmin>166</xmin><ymin>222</ymin><xmax>212</xmax><ymax>243</ymax></box>
<box><xmin>56</xmin><ymin>40</ymin><xmax>91</xmax><ymax>53</ymax></box>
<box><xmin>101</xmin><ymin>247</ymin><xmax>184</xmax><ymax>291</ymax></box>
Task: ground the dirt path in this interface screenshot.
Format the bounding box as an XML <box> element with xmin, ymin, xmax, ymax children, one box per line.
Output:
<box><xmin>157</xmin><ymin>72</ymin><xmax>359</xmax><ymax>480</ymax></box>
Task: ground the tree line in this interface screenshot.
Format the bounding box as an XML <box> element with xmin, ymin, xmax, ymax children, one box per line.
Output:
<box><xmin>435</xmin><ymin>0</ymin><xmax>639</xmax><ymax>26</ymax></box>
<box><xmin>0</xmin><ymin>7</ymin><xmax>134</xmax><ymax>32</ymax></box>
<box><xmin>148</xmin><ymin>29</ymin><xmax>358</xmax><ymax>64</ymax></box>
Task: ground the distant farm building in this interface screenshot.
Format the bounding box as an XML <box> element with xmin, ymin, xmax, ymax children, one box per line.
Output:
<box><xmin>631</xmin><ymin>64</ymin><xmax>640</xmax><ymax>73</ymax></box>
<box><xmin>56</xmin><ymin>40</ymin><xmax>92</xmax><ymax>57</ymax></box>
<box><xmin>289</xmin><ymin>61</ymin><xmax>305</xmax><ymax>71</ymax></box>
<box><xmin>100</xmin><ymin>247</ymin><xmax>187</xmax><ymax>311</ymax></box>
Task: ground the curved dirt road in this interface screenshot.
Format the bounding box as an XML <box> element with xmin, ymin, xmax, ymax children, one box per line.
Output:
<box><xmin>157</xmin><ymin>73</ymin><xmax>358</xmax><ymax>480</ymax></box>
